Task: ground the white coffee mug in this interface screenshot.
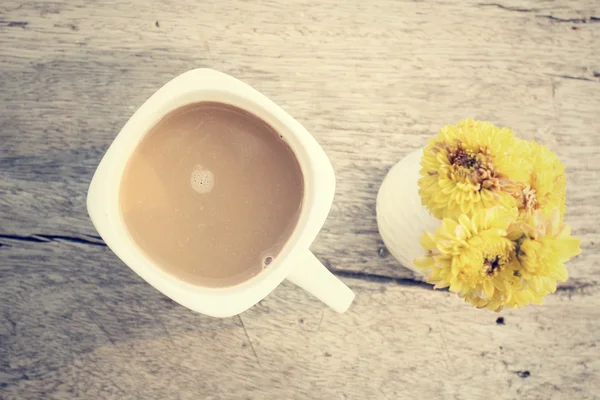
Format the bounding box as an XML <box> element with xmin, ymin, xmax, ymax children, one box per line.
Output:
<box><xmin>87</xmin><ymin>68</ymin><xmax>355</xmax><ymax>318</ymax></box>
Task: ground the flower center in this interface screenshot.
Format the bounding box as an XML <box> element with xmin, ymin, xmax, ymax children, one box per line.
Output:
<box><xmin>511</xmin><ymin>184</ymin><xmax>540</xmax><ymax>213</ymax></box>
<box><xmin>523</xmin><ymin>186</ymin><xmax>539</xmax><ymax>210</ymax></box>
<box><xmin>443</xmin><ymin>143</ymin><xmax>501</xmax><ymax>191</ymax></box>
<box><xmin>449</xmin><ymin>148</ymin><xmax>479</xmax><ymax>169</ymax></box>
<box><xmin>484</xmin><ymin>254</ymin><xmax>508</xmax><ymax>276</ymax></box>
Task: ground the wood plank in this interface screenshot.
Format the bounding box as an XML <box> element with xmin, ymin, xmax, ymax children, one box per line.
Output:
<box><xmin>1</xmin><ymin>240</ymin><xmax>599</xmax><ymax>399</ymax></box>
<box><xmin>1</xmin><ymin>0</ymin><xmax>600</xmax><ymax>280</ymax></box>
<box><xmin>1</xmin><ymin>2</ymin><xmax>600</xmax><ymax>397</ymax></box>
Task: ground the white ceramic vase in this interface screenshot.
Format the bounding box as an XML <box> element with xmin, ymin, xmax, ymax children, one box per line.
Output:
<box><xmin>376</xmin><ymin>148</ymin><xmax>441</xmax><ymax>276</ymax></box>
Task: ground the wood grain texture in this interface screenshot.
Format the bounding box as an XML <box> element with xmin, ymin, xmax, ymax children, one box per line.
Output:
<box><xmin>1</xmin><ymin>0</ymin><xmax>599</xmax><ymax>280</ymax></box>
<box><xmin>1</xmin><ymin>0</ymin><xmax>599</xmax><ymax>398</ymax></box>
<box><xmin>2</xmin><ymin>240</ymin><xmax>599</xmax><ymax>400</ymax></box>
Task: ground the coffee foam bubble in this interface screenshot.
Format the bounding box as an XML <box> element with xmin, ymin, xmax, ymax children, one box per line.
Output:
<box><xmin>191</xmin><ymin>165</ymin><xmax>214</xmax><ymax>194</ymax></box>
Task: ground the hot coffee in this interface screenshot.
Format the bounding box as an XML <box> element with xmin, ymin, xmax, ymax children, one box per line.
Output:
<box><xmin>119</xmin><ymin>102</ymin><xmax>304</xmax><ymax>287</ymax></box>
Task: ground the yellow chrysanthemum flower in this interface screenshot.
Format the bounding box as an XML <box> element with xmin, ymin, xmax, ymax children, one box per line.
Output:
<box><xmin>415</xmin><ymin>207</ymin><xmax>521</xmax><ymax>311</ymax></box>
<box><xmin>514</xmin><ymin>142</ymin><xmax>567</xmax><ymax>221</ymax></box>
<box><xmin>415</xmin><ymin>120</ymin><xmax>578</xmax><ymax>311</ymax></box>
<box><xmin>418</xmin><ymin>119</ymin><xmax>532</xmax><ymax>220</ymax></box>
<box><xmin>506</xmin><ymin>210</ymin><xmax>581</xmax><ymax>307</ymax></box>
<box><xmin>415</xmin><ymin>208</ymin><xmax>581</xmax><ymax>311</ymax></box>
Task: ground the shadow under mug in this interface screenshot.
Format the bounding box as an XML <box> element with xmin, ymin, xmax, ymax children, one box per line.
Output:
<box><xmin>87</xmin><ymin>68</ymin><xmax>355</xmax><ymax>317</ymax></box>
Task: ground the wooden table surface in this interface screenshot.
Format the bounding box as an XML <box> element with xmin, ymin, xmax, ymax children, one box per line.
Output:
<box><xmin>1</xmin><ymin>1</ymin><xmax>599</xmax><ymax>399</ymax></box>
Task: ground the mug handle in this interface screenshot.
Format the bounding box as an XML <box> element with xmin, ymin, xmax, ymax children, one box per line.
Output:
<box><xmin>286</xmin><ymin>252</ymin><xmax>355</xmax><ymax>313</ymax></box>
